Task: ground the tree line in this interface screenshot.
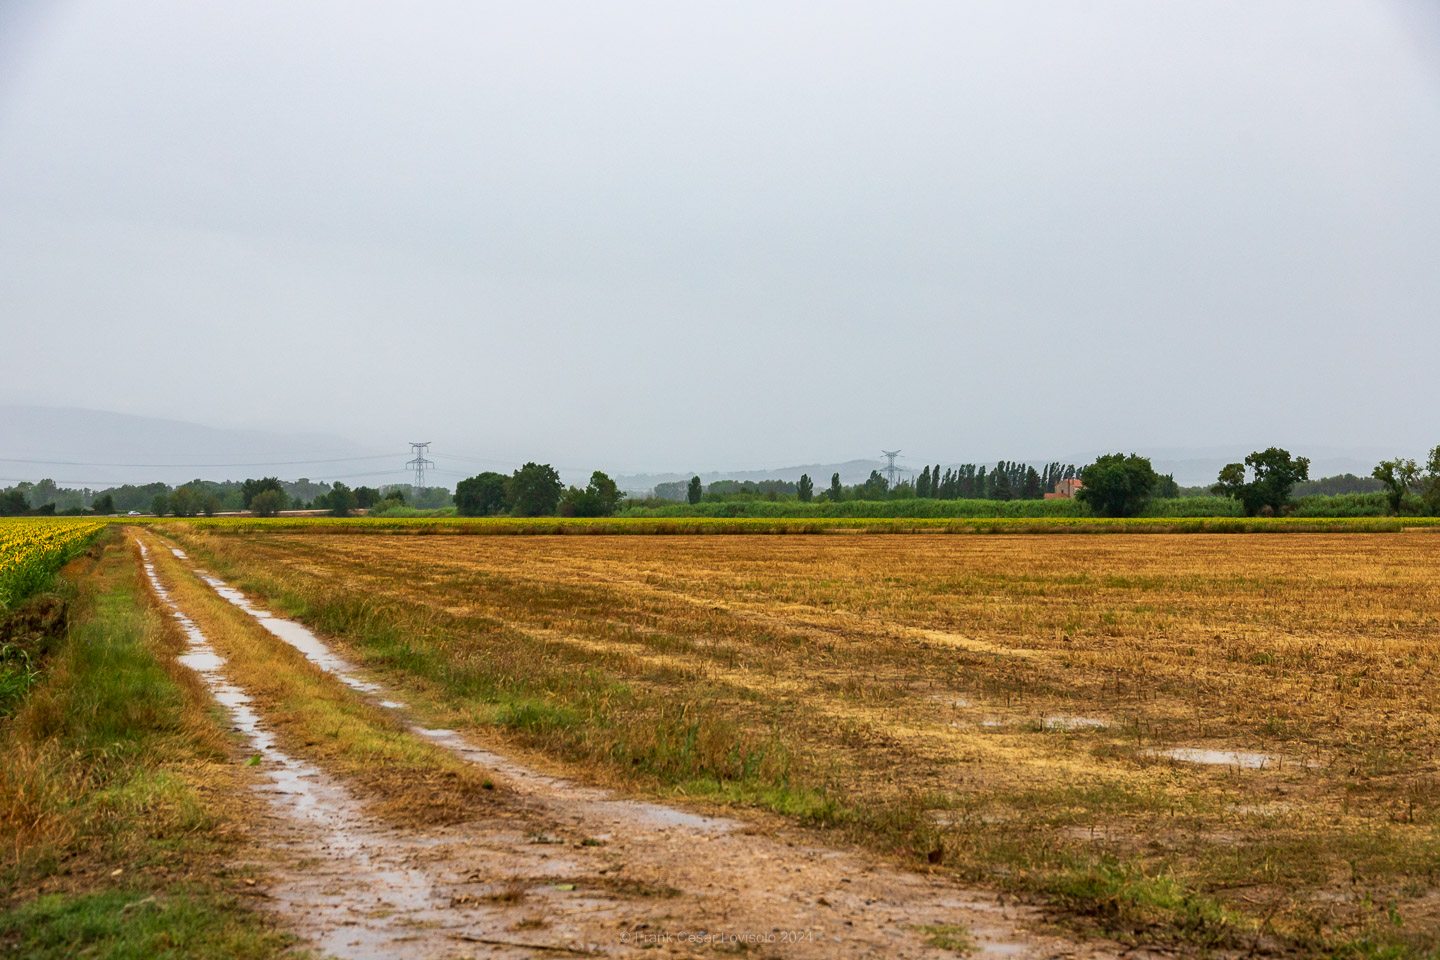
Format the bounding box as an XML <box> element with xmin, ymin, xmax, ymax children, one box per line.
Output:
<box><xmin>664</xmin><ymin>462</ymin><xmax>1091</xmax><ymax>505</ymax></box>
<box><xmin>1085</xmin><ymin>446</ymin><xmax>1440</xmax><ymax>518</ymax></box>
<box><xmin>455</xmin><ymin>464</ymin><xmax>624</xmax><ymax>517</ymax></box>
<box><xmin>641</xmin><ymin>447</ymin><xmax>1440</xmax><ymax>519</ymax></box>
<box><xmin>0</xmin><ymin>476</ymin><xmax>449</xmax><ymax>517</ymax></box>
<box><xmin>6</xmin><ymin>447</ymin><xmax>1440</xmax><ymax>520</ymax></box>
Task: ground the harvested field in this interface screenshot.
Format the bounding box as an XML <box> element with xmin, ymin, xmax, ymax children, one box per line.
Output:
<box><xmin>157</xmin><ymin>527</ymin><xmax>1440</xmax><ymax>956</ymax></box>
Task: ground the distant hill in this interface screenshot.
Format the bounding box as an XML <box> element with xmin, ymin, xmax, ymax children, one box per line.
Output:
<box><xmin>0</xmin><ymin>405</ymin><xmax>391</xmax><ymax>487</ymax></box>
<box><xmin>3</xmin><ymin>406</ymin><xmax>1402</xmax><ymax>495</ymax></box>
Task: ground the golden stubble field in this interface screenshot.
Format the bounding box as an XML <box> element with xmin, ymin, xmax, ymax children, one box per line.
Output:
<box><xmin>169</xmin><ymin>528</ymin><xmax>1440</xmax><ymax>952</ymax></box>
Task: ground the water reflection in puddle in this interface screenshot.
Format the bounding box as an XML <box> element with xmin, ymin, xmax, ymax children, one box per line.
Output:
<box><xmin>1044</xmin><ymin>716</ymin><xmax>1107</xmax><ymax>730</ymax></box>
<box><xmin>198</xmin><ymin>574</ymin><xmax>381</xmax><ymax>694</ymax></box>
<box><xmin>136</xmin><ymin>539</ymin><xmax>442</xmax><ymax>959</ymax></box>
<box><xmin>190</xmin><ymin>559</ymin><xmax>732</xmax><ymax>833</ymax></box>
<box><xmin>1149</xmin><ymin>747</ymin><xmax>1279</xmax><ymax>769</ymax></box>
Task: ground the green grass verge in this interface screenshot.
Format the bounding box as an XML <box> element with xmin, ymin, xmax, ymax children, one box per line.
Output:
<box><xmin>0</xmin><ymin>889</ymin><xmax>285</xmax><ymax>960</ymax></box>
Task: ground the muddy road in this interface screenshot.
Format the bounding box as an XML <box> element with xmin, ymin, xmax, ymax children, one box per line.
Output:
<box><xmin>135</xmin><ymin>532</ymin><xmax>1109</xmax><ymax>959</ymax></box>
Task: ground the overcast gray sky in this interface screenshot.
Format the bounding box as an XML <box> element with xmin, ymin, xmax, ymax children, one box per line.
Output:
<box><xmin>2</xmin><ymin>1</ymin><xmax>1438</xmax><ymax>474</ymax></box>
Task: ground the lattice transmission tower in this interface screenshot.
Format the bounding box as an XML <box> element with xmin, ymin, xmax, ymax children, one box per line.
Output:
<box><xmin>406</xmin><ymin>442</ymin><xmax>434</xmax><ymax>491</ymax></box>
<box><xmin>881</xmin><ymin>449</ymin><xmax>902</xmax><ymax>489</ymax></box>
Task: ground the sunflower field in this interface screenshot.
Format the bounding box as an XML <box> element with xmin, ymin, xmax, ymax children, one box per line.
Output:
<box><xmin>0</xmin><ymin>518</ymin><xmax>106</xmax><ymax>610</ymax></box>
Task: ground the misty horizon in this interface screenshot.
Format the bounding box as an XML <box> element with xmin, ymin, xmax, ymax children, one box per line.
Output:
<box><xmin>0</xmin><ymin>404</ymin><xmax>1416</xmax><ymax>493</ymax></box>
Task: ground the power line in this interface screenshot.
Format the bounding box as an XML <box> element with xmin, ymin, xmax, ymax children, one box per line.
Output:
<box><xmin>442</xmin><ymin>453</ymin><xmax>521</xmax><ymax>466</ymax></box>
<box><xmin>0</xmin><ymin>477</ymin><xmax>128</xmax><ymax>487</ymax></box>
<box><xmin>0</xmin><ymin>454</ymin><xmax>396</xmax><ymax>468</ymax></box>
<box><xmin>0</xmin><ymin>468</ymin><xmax>415</xmax><ymax>488</ymax></box>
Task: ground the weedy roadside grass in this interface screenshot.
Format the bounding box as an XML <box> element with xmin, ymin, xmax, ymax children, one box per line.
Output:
<box><xmin>162</xmin><ymin>528</ymin><xmax>1440</xmax><ymax>958</ymax></box>
<box><xmin>0</xmin><ymin>533</ymin><xmax>295</xmax><ymax>959</ymax></box>
<box><xmin>918</xmin><ymin>922</ymin><xmax>974</xmax><ymax>953</ymax></box>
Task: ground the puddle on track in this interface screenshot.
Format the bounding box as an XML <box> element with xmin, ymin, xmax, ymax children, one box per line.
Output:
<box><xmin>1043</xmin><ymin>716</ymin><xmax>1107</xmax><ymax>731</ymax></box>
<box><xmin>977</xmin><ymin>716</ymin><xmax>1107</xmax><ymax>731</ymax></box>
<box><xmin>1149</xmin><ymin>747</ymin><xmax>1282</xmax><ymax>769</ymax></box>
<box><xmin>200</xmin><ymin>566</ymin><xmax>737</xmax><ymax>832</ymax></box>
<box><xmin>138</xmin><ymin>541</ymin><xmax>459</xmax><ymax>958</ymax></box>
<box><xmin>197</xmin><ymin>573</ymin><xmax>383</xmax><ymax>694</ymax></box>
<box><xmin>140</xmin><ymin>534</ymin><xmax>1122</xmax><ymax>960</ymax></box>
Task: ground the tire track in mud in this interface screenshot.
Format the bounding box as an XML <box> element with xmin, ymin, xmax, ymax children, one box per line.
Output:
<box><xmin>138</xmin><ymin>533</ymin><xmax>1115</xmax><ymax>960</ymax></box>
<box><xmin>139</xmin><ymin>539</ymin><xmax>479</xmax><ymax>958</ymax></box>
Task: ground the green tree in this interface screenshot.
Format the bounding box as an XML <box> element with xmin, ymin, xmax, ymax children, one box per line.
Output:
<box><xmin>455</xmin><ymin>471</ymin><xmax>509</xmax><ymax>516</ymax></box>
<box><xmin>990</xmin><ymin>465</ymin><xmax>1013</xmax><ymax>501</ymax></box>
<box><xmin>797</xmin><ymin>473</ymin><xmax>814</xmax><ymax>503</ymax></box>
<box><xmin>327</xmin><ymin>482</ymin><xmax>357</xmax><ymax>517</ymax></box>
<box><xmin>1212</xmin><ymin>462</ymin><xmax>1247</xmax><ymax>501</ymax></box>
<box><xmin>169</xmin><ymin>485</ymin><xmax>203</xmax><ymax>517</ymax></box>
<box><xmin>91</xmin><ymin>493</ymin><xmax>115</xmax><ymax>515</ymax></box>
<box><xmin>561</xmin><ymin>471</ymin><xmax>624</xmax><ymax>517</ymax></box>
<box><xmin>1213</xmin><ymin>448</ymin><xmax>1310</xmax><ymax>516</ymax></box>
<box><xmin>1247</xmin><ymin>447</ymin><xmax>1309</xmax><ymax>514</ymax></box>
<box><xmin>0</xmin><ymin>489</ymin><xmax>30</xmax><ymax>515</ymax></box>
<box><xmin>408</xmin><ymin>486</ymin><xmax>453</xmax><ymax>510</ymax></box>
<box><xmin>828</xmin><ymin>473</ymin><xmax>843</xmax><ymax>502</ymax></box>
<box><xmin>916</xmin><ymin>466</ymin><xmax>931</xmax><ymax>499</ymax></box>
<box><xmin>588</xmin><ymin>471</ymin><xmax>623</xmax><ymax>515</ymax></box>
<box><xmin>240</xmin><ymin>477</ymin><xmax>284</xmax><ymax>509</ymax></box>
<box><xmin>1021</xmin><ymin>466</ymin><xmax>1042</xmax><ymax>500</ymax></box>
<box><xmin>30</xmin><ymin>479</ymin><xmax>58</xmax><ymax>510</ymax></box>
<box><xmin>559</xmin><ymin>486</ymin><xmax>594</xmax><ymax>516</ymax></box>
<box><xmin>857</xmin><ymin>470</ymin><xmax>888</xmax><ymax>500</ymax></box>
<box><xmin>249</xmin><ymin>488</ymin><xmax>285</xmax><ymax>517</ymax></box>
<box><xmin>1372</xmin><ymin>458</ymin><xmax>1419</xmax><ymax>514</ymax></box>
<box><xmin>687</xmin><ymin>476</ymin><xmax>703</xmax><ymax>505</ymax></box>
<box><xmin>150</xmin><ymin>493</ymin><xmax>170</xmax><ymax>516</ymax></box>
<box><xmin>202</xmin><ymin>495</ymin><xmax>221</xmax><ymax>517</ymax></box>
<box><xmin>353</xmin><ymin>486</ymin><xmax>381</xmax><ymax>509</ymax></box>
<box><xmin>1422</xmin><ymin>446</ymin><xmax>1440</xmax><ymax>516</ymax></box>
<box><xmin>506</xmin><ymin>462</ymin><xmax>563</xmax><ymax>517</ymax></box>
<box><xmin>1076</xmin><ymin>453</ymin><xmax>1160</xmax><ymax>517</ymax></box>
